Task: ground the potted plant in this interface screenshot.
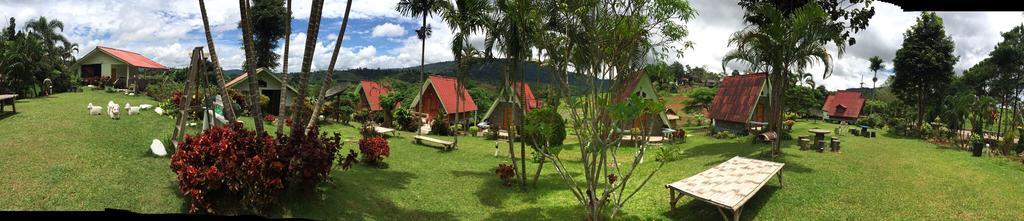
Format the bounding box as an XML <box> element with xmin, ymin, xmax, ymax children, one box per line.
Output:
<box><xmin>970</xmin><ymin>132</ymin><xmax>984</xmax><ymax>157</ymax></box>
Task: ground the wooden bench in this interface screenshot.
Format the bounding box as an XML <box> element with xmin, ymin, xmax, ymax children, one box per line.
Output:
<box><xmin>0</xmin><ymin>94</ymin><xmax>16</xmax><ymax>113</ymax></box>
<box><xmin>753</xmin><ymin>131</ymin><xmax>777</xmax><ymax>144</ymax></box>
<box><xmin>666</xmin><ymin>156</ymin><xmax>784</xmax><ymax>221</ymax></box>
<box><xmin>413</xmin><ymin>135</ymin><xmax>455</xmax><ymax>150</ymax></box>
<box><xmin>374</xmin><ymin>126</ymin><xmax>399</xmax><ymax>136</ymax></box>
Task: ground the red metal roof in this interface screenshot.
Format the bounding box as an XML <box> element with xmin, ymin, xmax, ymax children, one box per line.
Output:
<box><xmin>823</xmin><ymin>91</ymin><xmax>865</xmax><ymax>119</ymax></box>
<box><xmin>709</xmin><ymin>73</ymin><xmax>767</xmax><ymax>123</ymax></box>
<box><xmin>97</xmin><ymin>46</ymin><xmax>168</xmax><ymax>69</ymax></box>
<box><xmin>512</xmin><ymin>82</ymin><xmax>541</xmax><ymax>110</ymax></box>
<box><xmin>360</xmin><ymin>80</ymin><xmax>390</xmax><ymax>111</ymax></box>
<box><xmin>428</xmin><ymin>75</ymin><xmax>477</xmax><ymax>113</ymax></box>
<box><xmin>613</xmin><ymin>70</ymin><xmax>645</xmax><ymax>103</ymax></box>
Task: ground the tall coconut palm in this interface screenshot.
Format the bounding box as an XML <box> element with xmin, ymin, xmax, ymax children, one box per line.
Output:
<box><xmin>441</xmin><ymin>0</ymin><xmax>491</xmax><ymax>148</ymax></box>
<box><xmin>276</xmin><ymin>0</ymin><xmax>292</xmax><ymax>137</ymax></box>
<box><xmin>306</xmin><ymin>0</ymin><xmax>354</xmax><ymax>133</ymax></box>
<box><xmin>869</xmin><ymin>55</ymin><xmax>884</xmax><ymax>89</ymax></box>
<box><xmin>239</xmin><ymin>0</ymin><xmax>266</xmax><ymax>134</ymax></box>
<box><xmin>397</xmin><ymin>0</ymin><xmax>444</xmax><ymax>131</ymax></box>
<box><xmin>722</xmin><ymin>2</ymin><xmax>845</xmax><ymax>157</ymax></box>
<box><xmin>290</xmin><ymin>0</ymin><xmax>325</xmax><ymax>133</ymax></box>
<box><xmin>198</xmin><ymin>0</ymin><xmax>238</xmax><ymax>123</ymax></box>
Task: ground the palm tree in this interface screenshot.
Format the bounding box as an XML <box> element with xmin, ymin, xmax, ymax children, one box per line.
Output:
<box><xmin>291</xmin><ymin>0</ymin><xmax>325</xmax><ymax>133</ymax></box>
<box><xmin>722</xmin><ymin>2</ymin><xmax>845</xmax><ymax>157</ymax></box>
<box><xmin>397</xmin><ymin>0</ymin><xmax>445</xmax><ymax>130</ymax></box>
<box><xmin>276</xmin><ymin>0</ymin><xmax>292</xmax><ymax>137</ymax></box>
<box><xmin>239</xmin><ymin>0</ymin><xmax>266</xmax><ymax>135</ymax></box>
<box><xmin>869</xmin><ymin>55</ymin><xmax>884</xmax><ymax>89</ymax></box>
<box><xmin>441</xmin><ymin>0</ymin><xmax>491</xmax><ymax>149</ymax></box>
<box><xmin>198</xmin><ymin>0</ymin><xmax>238</xmax><ymax>123</ymax></box>
<box><xmin>306</xmin><ymin>0</ymin><xmax>355</xmax><ymax>133</ymax></box>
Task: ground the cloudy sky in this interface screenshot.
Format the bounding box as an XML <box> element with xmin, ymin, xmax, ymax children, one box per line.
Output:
<box><xmin>2</xmin><ymin>0</ymin><xmax>1022</xmax><ymax>90</ymax></box>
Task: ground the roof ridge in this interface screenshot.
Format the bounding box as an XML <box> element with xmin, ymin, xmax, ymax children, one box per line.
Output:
<box><xmin>98</xmin><ymin>45</ymin><xmax>144</xmax><ymax>55</ymax></box>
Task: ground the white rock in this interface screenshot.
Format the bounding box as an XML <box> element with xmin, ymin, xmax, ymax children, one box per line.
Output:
<box><xmin>154</xmin><ymin>107</ymin><xmax>165</xmax><ymax>115</ymax></box>
<box><xmin>138</xmin><ymin>104</ymin><xmax>153</xmax><ymax>110</ymax></box>
<box><xmin>150</xmin><ymin>139</ymin><xmax>167</xmax><ymax>157</ymax></box>
<box><xmin>128</xmin><ymin>107</ymin><xmax>141</xmax><ymax>115</ymax></box>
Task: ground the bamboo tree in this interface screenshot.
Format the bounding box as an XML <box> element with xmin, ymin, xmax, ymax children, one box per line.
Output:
<box><xmin>239</xmin><ymin>0</ymin><xmax>266</xmax><ymax>135</ymax></box>
<box><xmin>276</xmin><ymin>0</ymin><xmax>291</xmax><ymax>137</ymax></box>
<box><xmin>306</xmin><ymin>0</ymin><xmax>354</xmax><ymax>133</ymax></box>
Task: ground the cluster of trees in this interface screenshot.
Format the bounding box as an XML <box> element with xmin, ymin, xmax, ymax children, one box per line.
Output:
<box><xmin>645</xmin><ymin>61</ymin><xmax>723</xmax><ymax>93</ymax></box>
<box><xmin>0</xmin><ymin>17</ymin><xmax>79</xmax><ymax>97</ymax></box>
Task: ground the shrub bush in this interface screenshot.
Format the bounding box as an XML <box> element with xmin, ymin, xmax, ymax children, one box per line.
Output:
<box><xmin>170</xmin><ymin>123</ymin><xmax>343</xmax><ymax>214</ymax></box>
<box><xmin>523</xmin><ymin>108</ymin><xmax>567</xmax><ymax>146</ymax></box>
<box><xmin>353</xmin><ymin>110</ymin><xmax>369</xmax><ymax>123</ymax></box>
<box><xmin>264</xmin><ymin>114</ymin><xmax>276</xmax><ymax>124</ymax></box>
<box><xmin>468</xmin><ymin>126</ymin><xmax>480</xmax><ymax>136</ymax></box>
<box><xmin>170</xmin><ymin>124</ymin><xmax>285</xmax><ymax>213</ymax></box>
<box><xmin>712</xmin><ymin>131</ymin><xmax>736</xmax><ymax>140</ymax></box>
<box><xmin>495</xmin><ymin>164</ymin><xmax>516</xmax><ymax>187</ymax></box>
<box><xmin>393</xmin><ymin>107</ymin><xmax>417</xmax><ymax>132</ymax></box>
<box><xmin>358</xmin><ymin>137</ymin><xmax>390</xmax><ymax>165</ymax></box>
<box><xmin>431</xmin><ymin>120</ymin><xmax>452</xmax><ymax>136</ymax></box>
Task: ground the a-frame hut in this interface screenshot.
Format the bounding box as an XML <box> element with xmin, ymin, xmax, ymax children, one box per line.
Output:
<box><xmin>610</xmin><ymin>70</ymin><xmax>670</xmax><ymax>135</ymax></box>
<box><xmin>709</xmin><ymin>73</ymin><xmax>768</xmax><ymax>135</ymax></box>
<box><xmin>822</xmin><ymin>90</ymin><xmax>866</xmax><ymax>123</ymax></box>
<box><xmin>482</xmin><ymin>82</ymin><xmax>542</xmax><ymax>131</ymax></box>
<box><xmin>353</xmin><ymin>80</ymin><xmax>395</xmax><ymax>114</ymax></box>
<box><xmin>410</xmin><ymin>75</ymin><xmax>478</xmax><ymax>123</ymax></box>
<box><xmin>224</xmin><ymin>68</ymin><xmax>299</xmax><ymax>115</ymax></box>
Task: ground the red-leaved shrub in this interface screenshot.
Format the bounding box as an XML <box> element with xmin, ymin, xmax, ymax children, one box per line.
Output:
<box><xmin>496</xmin><ymin>164</ymin><xmax>516</xmax><ymax>186</ymax></box>
<box><xmin>170</xmin><ymin>123</ymin><xmax>285</xmax><ymax>213</ymax></box>
<box><xmin>264</xmin><ymin>114</ymin><xmax>276</xmax><ymax>124</ymax></box>
<box><xmin>358</xmin><ymin>137</ymin><xmax>390</xmax><ymax>165</ymax></box>
<box><xmin>170</xmin><ymin>123</ymin><xmax>343</xmax><ymax>214</ymax></box>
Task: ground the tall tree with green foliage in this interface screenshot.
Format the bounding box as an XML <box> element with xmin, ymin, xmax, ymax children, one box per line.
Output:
<box><xmin>868</xmin><ymin>55</ymin><xmax>883</xmax><ymax>89</ymax></box>
<box><xmin>986</xmin><ymin>25</ymin><xmax>1024</xmax><ymax>141</ymax></box>
<box><xmin>396</xmin><ymin>0</ymin><xmax>445</xmax><ymax>126</ymax></box>
<box><xmin>237</xmin><ymin>0</ymin><xmax>287</xmax><ymax>70</ymax></box>
<box><xmin>738</xmin><ymin>0</ymin><xmax>876</xmax><ymax>46</ymax></box>
<box><xmin>682</xmin><ymin>86</ymin><xmax>716</xmax><ymax>114</ymax></box>
<box><xmin>275</xmin><ymin>0</ymin><xmax>292</xmax><ymax>137</ymax></box>
<box><xmin>239</xmin><ymin>0</ymin><xmax>267</xmax><ymax>134</ymax></box>
<box><xmin>892</xmin><ymin>12</ymin><xmax>957</xmax><ymax>131</ymax></box>
<box><xmin>441</xmin><ymin>0</ymin><xmax>491</xmax><ymax>148</ymax></box>
<box><xmin>722</xmin><ymin>2</ymin><xmax>846</xmax><ymax>157</ymax></box>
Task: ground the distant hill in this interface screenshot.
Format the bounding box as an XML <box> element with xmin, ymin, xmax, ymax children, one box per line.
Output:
<box><xmin>224</xmin><ymin>59</ymin><xmax>607</xmax><ymax>90</ymax></box>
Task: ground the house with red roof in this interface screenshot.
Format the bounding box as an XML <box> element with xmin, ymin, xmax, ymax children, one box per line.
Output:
<box><xmin>822</xmin><ymin>90</ymin><xmax>866</xmax><ymax>123</ymax></box>
<box><xmin>410</xmin><ymin>75</ymin><xmax>478</xmax><ymax>123</ymax></box>
<box><xmin>224</xmin><ymin>68</ymin><xmax>299</xmax><ymax>115</ymax></box>
<box><xmin>709</xmin><ymin>73</ymin><xmax>768</xmax><ymax>135</ymax></box>
<box><xmin>482</xmin><ymin>82</ymin><xmax>542</xmax><ymax>131</ymax></box>
<box><xmin>354</xmin><ymin>80</ymin><xmax>398</xmax><ymax>113</ymax></box>
<box><xmin>75</xmin><ymin>46</ymin><xmax>168</xmax><ymax>89</ymax></box>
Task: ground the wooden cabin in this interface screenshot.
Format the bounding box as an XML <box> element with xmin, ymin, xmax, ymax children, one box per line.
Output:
<box><xmin>709</xmin><ymin>73</ymin><xmax>768</xmax><ymax>135</ymax></box>
<box><xmin>482</xmin><ymin>82</ymin><xmax>542</xmax><ymax>131</ymax></box>
<box><xmin>410</xmin><ymin>75</ymin><xmax>478</xmax><ymax>123</ymax></box>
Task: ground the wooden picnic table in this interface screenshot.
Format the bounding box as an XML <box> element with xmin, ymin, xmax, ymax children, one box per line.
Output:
<box><xmin>0</xmin><ymin>94</ymin><xmax>16</xmax><ymax>113</ymax></box>
<box><xmin>808</xmin><ymin>129</ymin><xmax>831</xmax><ymax>151</ymax></box>
<box><xmin>666</xmin><ymin>156</ymin><xmax>784</xmax><ymax>221</ymax></box>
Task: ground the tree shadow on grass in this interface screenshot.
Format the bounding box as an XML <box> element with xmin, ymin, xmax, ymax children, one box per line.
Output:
<box><xmin>680</xmin><ymin>142</ymin><xmax>814</xmax><ymax>174</ymax></box>
<box><xmin>0</xmin><ymin>111</ymin><xmax>17</xmax><ymax>120</ymax></box>
<box><xmin>450</xmin><ymin>169</ymin><xmax>580</xmax><ymax>208</ymax></box>
<box><xmin>274</xmin><ymin>166</ymin><xmax>458</xmax><ymax>221</ymax></box>
<box><xmin>663</xmin><ymin>185</ymin><xmax>781</xmax><ymax>221</ymax></box>
<box><xmin>483</xmin><ymin>205</ymin><xmax>584</xmax><ymax>220</ymax></box>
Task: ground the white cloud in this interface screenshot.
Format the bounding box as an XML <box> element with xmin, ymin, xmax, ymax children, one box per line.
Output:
<box><xmin>370</xmin><ymin>23</ymin><xmax>405</xmax><ymax>38</ymax></box>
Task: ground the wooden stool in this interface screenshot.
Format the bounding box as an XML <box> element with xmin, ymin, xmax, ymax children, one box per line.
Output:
<box><xmin>830</xmin><ymin>137</ymin><xmax>841</xmax><ymax>152</ymax></box>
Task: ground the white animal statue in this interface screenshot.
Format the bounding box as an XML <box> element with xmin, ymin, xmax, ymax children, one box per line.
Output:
<box><xmin>87</xmin><ymin>103</ymin><xmax>94</xmax><ymax>110</ymax></box>
<box><xmin>125</xmin><ymin>102</ymin><xmax>131</xmax><ymax>109</ymax></box>
<box><xmin>154</xmin><ymin>107</ymin><xmax>165</xmax><ymax>115</ymax></box>
<box><xmin>107</xmin><ymin>102</ymin><xmax>120</xmax><ymax>119</ymax></box>
<box><xmin>89</xmin><ymin>106</ymin><xmax>102</xmax><ymax>115</ymax></box>
<box><xmin>128</xmin><ymin>106</ymin><xmax>141</xmax><ymax>115</ymax></box>
<box><xmin>150</xmin><ymin>139</ymin><xmax>167</xmax><ymax>157</ymax></box>
<box><xmin>138</xmin><ymin>104</ymin><xmax>153</xmax><ymax>110</ymax></box>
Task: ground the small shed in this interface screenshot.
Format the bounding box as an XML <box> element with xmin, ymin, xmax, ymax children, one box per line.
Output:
<box><xmin>610</xmin><ymin>70</ymin><xmax>670</xmax><ymax>134</ymax></box>
<box><xmin>482</xmin><ymin>82</ymin><xmax>542</xmax><ymax>131</ymax></box>
<box><xmin>709</xmin><ymin>73</ymin><xmax>768</xmax><ymax>135</ymax></box>
<box><xmin>224</xmin><ymin>68</ymin><xmax>299</xmax><ymax>115</ymax></box>
<box><xmin>353</xmin><ymin>80</ymin><xmax>395</xmax><ymax>113</ymax></box>
<box><xmin>410</xmin><ymin>75</ymin><xmax>478</xmax><ymax>123</ymax></box>
<box><xmin>75</xmin><ymin>46</ymin><xmax>168</xmax><ymax>89</ymax></box>
<box><xmin>822</xmin><ymin>90</ymin><xmax>865</xmax><ymax>123</ymax></box>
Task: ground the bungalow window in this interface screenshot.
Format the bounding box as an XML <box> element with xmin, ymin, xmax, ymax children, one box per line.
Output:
<box><xmin>258</xmin><ymin>79</ymin><xmax>268</xmax><ymax>87</ymax></box>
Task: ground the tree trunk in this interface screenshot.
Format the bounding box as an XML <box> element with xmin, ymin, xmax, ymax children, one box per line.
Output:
<box><xmin>769</xmin><ymin>71</ymin><xmax>785</xmax><ymax>157</ymax></box>
<box><xmin>239</xmin><ymin>0</ymin><xmax>265</xmax><ymax>135</ymax></box>
<box><xmin>291</xmin><ymin>0</ymin><xmax>325</xmax><ymax>133</ymax></box>
<box><xmin>276</xmin><ymin>0</ymin><xmax>292</xmax><ymax>137</ymax></box>
<box><xmin>198</xmin><ymin>0</ymin><xmax>237</xmax><ymax>123</ymax></box>
<box><xmin>918</xmin><ymin>90</ymin><xmax>925</xmax><ymax>132</ymax></box>
<box><xmin>417</xmin><ymin>13</ymin><xmax>427</xmax><ymax>135</ymax></box>
<box><xmin>305</xmin><ymin>0</ymin><xmax>353</xmax><ymax>133</ymax></box>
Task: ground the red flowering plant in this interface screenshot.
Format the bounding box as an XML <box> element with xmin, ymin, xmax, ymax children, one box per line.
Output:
<box><xmin>264</xmin><ymin>114</ymin><xmax>276</xmax><ymax>124</ymax></box>
<box><xmin>169</xmin><ymin>123</ymin><xmax>286</xmax><ymax>214</ymax></box>
<box><xmin>358</xmin><ymin>137</ymin><xmax>390</xmax><ymax>166</ymax></box>
<box><xmin>276</xmin><ymin>125</ymin><xmax>344</xmax><ymax>189</ymax></box>
<box><xmin>496</xmin><ymin>164</ymin><xmax>516</xmax><ymax>187</ymax></box>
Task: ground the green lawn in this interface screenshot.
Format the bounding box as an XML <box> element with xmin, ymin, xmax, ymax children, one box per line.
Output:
<box><xmin>2</xmin><ymin>90</ymin><xmax>1023</xmax><ymax>220</ymax></box>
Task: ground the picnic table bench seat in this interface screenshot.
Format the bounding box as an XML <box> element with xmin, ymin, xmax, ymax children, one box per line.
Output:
<box><xmin>374</xmin><ymin>126</ymin><xmax>398</xmax><ymax>136</ymax></box>
<box><xmin>0</xmin><ymin>94</ymin><xmax>16</xmax><ymax>113</ymax></box>
<box><xmin>413</xmin><ymin>135</ymin><xmax>455</xmax><ymax>150</ymax></box>
<box><xmin>666</xmin><ymin>156</ymin><xmax>784</xmax><ymax>221</ymax></box>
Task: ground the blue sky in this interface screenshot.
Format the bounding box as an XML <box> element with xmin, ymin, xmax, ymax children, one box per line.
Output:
<box><xmin>3</xmin><ymin>0</ymin><xmax>1023</xmax><ymax>90</ymax></box>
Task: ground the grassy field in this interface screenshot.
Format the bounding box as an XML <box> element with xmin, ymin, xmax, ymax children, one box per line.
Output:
<box><xmin>2</xmin><ymin>90</ymin><xmax>1024</xmax><ymax>220</ymax></box>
